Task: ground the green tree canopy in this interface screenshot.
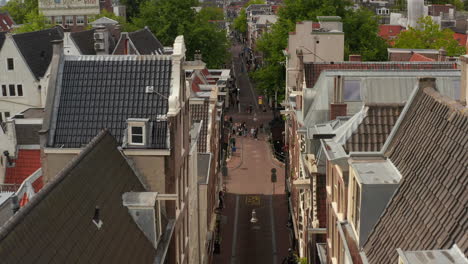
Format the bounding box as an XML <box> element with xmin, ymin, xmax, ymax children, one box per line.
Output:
<box><xmin>14</xmin><ymin>11</ymin><xmax>52</xmax><ymax>33</ymax></box>
<box><xmin>343</xmin><ymin>9</ymin><xmax>388</xmax><ymax>61</ymax></box>
<box><xmin>198</xmin><ymin>6</ymin><xmax>224</xmax><ymax>20</ymax></box>
<box><xmin>0</xmin><ymin>0</ymin><xmax>38</xmax><ymax>24</ymax></box>
<box><xmin>131</xmin><ymin>0</ymin><xmax>229</xmax><ymax>68</ymax></box>
<box><xmin>232</xmin><ymin>8</ymin><xmax>247</xmax><ymax>34</ymax></box>
<box><xmin>250</xmin><ymin>0</ymin><xmax>387</xmax><ymax>100</ymax></box>
<box><xmin>394</xmin><ymin>16</ymin><xmax>465</xmax><ymax>56</ymax></box>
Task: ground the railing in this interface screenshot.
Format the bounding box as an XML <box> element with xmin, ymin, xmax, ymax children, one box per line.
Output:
<box><xmin>0</xmin><ymin>183</ymin><xmax>20</xmax><ymax>193</ymax></box>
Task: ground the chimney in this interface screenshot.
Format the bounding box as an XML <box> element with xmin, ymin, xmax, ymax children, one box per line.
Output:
<box><xmin>349</xmin><ymin>54</ymin><xmax>362</xmax><ymax>61</ymax></box>
<box><xmin>122</xmin><ymin>192</ymin><xmax>162</xmax><ymax>248</ymax></box>
<box><xmin>94</xmin><ymin>25</ymin><xmax>110</xmax><ymax>55</ymax></box>
<box><xmin>330</xmin><ymin>75</ymin><xmax>347</xmax><ymax>120</ymax></box>
<box><xmin>460</xmin><ymin>55</ymin><xmax>468</xmax><ymax>104</ymax></box>
<box><xmin>438</xmin><ymin>48</ymin><xmax>447</xmax><ymax>61</ymax></box>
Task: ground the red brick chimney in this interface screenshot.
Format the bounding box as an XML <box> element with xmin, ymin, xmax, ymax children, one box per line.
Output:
<box><xmin>330</xmin><ymin>75</ymin><xmax>347</xmax><ymax>120</ymax></box>
<box><xmin>349</xmin><ymin>54</ymin><xmax>362</xmax><ymax>61</ymax></box>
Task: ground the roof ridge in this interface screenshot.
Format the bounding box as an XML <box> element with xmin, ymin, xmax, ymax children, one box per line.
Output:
<box><xmin>423</xmin><ymin>87</ymin><xmax>468</xmax><ymax>116</ymax></box>
<box><xmin>0</xmin><ymin>130</ymin><xmax>111</xmax><ymax>242</ymax></box>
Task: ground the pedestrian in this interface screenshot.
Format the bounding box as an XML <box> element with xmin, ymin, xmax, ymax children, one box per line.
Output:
<box><xmin>250</xmin><ymin>127</ymin><xmax>255</xmax><ymax>137</ymax></box>
<box><xmin>249</xmin><ymin>104</ymin><xmax>253</xmax><ymax>114</ymax></box>
<box><xmin>244</xmin><ymin>126</ymin><xmax>248</xmax><ymax>137</ymax></box>
<box><xmin>229</xmin><ymin>116</ymin><xmax>233</xmax><ymax>123</ymax></box>
<box><xmin>254</xmin><ymin>128</ymin><xmax>258</xmax><ymax>140</ymax></box>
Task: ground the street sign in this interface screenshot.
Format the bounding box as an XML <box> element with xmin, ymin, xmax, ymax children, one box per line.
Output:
<box><xmin>258</xmin><ymin>96</ymin><xmax>263</xmax><ymax>105</ymax></box>
<box><xmin>271</xmin><ymin>168</ymin><xmax>277</xmax><ymax>183</ymax></box>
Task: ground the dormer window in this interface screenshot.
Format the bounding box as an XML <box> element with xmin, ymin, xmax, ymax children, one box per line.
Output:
<box><xmin>127</xmin><ymin>118</ymin><xmax>149</xmax><ymax>146</ymax></box>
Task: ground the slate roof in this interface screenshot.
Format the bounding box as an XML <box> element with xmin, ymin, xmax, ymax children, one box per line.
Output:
<box><xmin>0</xmin><ymin>131</ymin><xmax>157</xmax><ymax>263</ymax></box>
<box><xmin>128</xmin><ymin>28</ymin><xmax>164</xmax><ymax>55</ymax></box>
<box><xmin>70</xmin><ymin>29</ymin><xmax>96</xmax><ymax>55</ymax></box>
<box><xmin>50</xmin><ymin>55</ymin><xmax>171</xmax><ymax>149</ymax></box>
<box><xmin>190</xmin><ymin>100</ymin><xmax>210</xmax><ymax>152</ymax></box>
<box><xmin>12</xmin><ymin>27</ymin><xmax>63</xmax><ymax>80</ymax></box>
<box><xmin>303</xmin><ymin>62</ymin><xmax>457</xmax><ymax>88</ymax></box>
<box><xmin>344</xmin><ymin>104</ymin><xmax>404</xmax><ymax>153</ymax></box>
<box><xmin>0</xmin><ymin>31</ymin><xmax>5</xmax><ymax>50</ymax></box>
<box><xmin>363</xmin><ymin>82</ymin><xmax>468</xmax><ymax>263</ymax></box>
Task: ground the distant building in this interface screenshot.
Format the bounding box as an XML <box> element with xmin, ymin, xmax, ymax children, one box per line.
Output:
<box><xmin>0</xmin><ymin>12</ymin><xmax>14</xmax><ymax>32</ymax></box>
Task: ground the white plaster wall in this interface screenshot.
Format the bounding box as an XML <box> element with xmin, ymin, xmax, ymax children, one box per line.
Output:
<box><xmin>63</xmin><ymin>33</ymin><xmax>82</xmax><ymax>56</ymax></box>
<box><xmin>0</xmin><ymin>36</ymin><xmax>43</xmax><ymax>117</ymax></box>
<box><xmin>39</xmin><ymin>0</ymin><xmax>99</xmax><ymax>17</ymax></box>
<box><xmin>188</xmin><ymin>142</ymin><xmax>200</xmax><ymax>264</ymax></box>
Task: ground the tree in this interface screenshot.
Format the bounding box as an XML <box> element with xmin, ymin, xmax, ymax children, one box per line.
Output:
<box><xmin>198</xmin><ymin>6</ymin><xmax>224</xmax><ymax>21</ymax></box>
<box><xmin>343</xmin><ymin>8</ymin><xmax>388</xmax><ymax>61</ymax></box>
<box><xmin>14</xmin><ymin>11</ymin><xmax>52</xmax><ymax>33</ymax></box>
<box><xmin>394</xmin><ymin>16</ymin><xmax>465</xmax><ymax>56</ymax></box>
<box><xmin>131</xmin><ymin>0</ymin><xmax>229</xmax><ymax>68</ymax></box>
<box><xmin>0</xmin><ymin>0</ymin><xmax>37</xmax><ymax>24</ymax></box>
<box><xmin>232</xmin><ymin>8</ymin><xmax>247</xmax><ymax>34</ymax></box>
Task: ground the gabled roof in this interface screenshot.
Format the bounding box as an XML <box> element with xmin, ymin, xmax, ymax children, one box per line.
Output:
<box><xmin>363</xmin><ymin>80</ymin><xmax>468</xmax><ymax>263</ymax></box>
<box><xmin>453</xmin><ymin>32</ymin><xmax>467</xmax><ymax>47</ymax></box>
<box><xmin>128</xmin><ymin>28</ymin><xmax>164</xmax><ymax>55</ymax></box>
<box><xmin>49</xmin><ymin>55</ymin><xmax>171</xmax><ymax>149</ymax></box>
<box><xmin>344</xmin><ymin>103</ymin><xmax>404</xmax><ymax>153</ymax></box>
<box><xmin>0</xmin><ymin>12</ymin><xmax>14</xmax><ymax>32</ymax></box>
<box><xmin>0</xmin><ymin>131</ymin><xmax>157</xmax><ymax>263</ymax></box>
<box><xmin>378</xmin><ymin>25</ymin><xmax>404</xmax><ymax>42</ymax></box>
<box><xmin>303</xmin><ymin>62</ymin><xmax>457</xmax><ymax>88</ymax></box>
<box><xmin>70</xmin><ymin>28</ymin><xmax>96</xmax><ymax>55</ymax></box>
<box><xmin>12</xmin><ymin>26</ymin><xmax>64</xmax><ymax>80</ymax></box>
<box><xmin>4</xmin><ymin>150</ymin><xmax>42</xmax><ymax>188</ymax></box>
<box><xmin>89</xmin><ymin>16</ymin><xmax>118</xmax><ymax>25</ymax></box>
<box><xmin>409</xmin><ymin>53</ymin><xmax>435</xmax><ymax>62</ymax></box>
<box><xmin>113</xmin><ymin>28</ymin><xmax>164</xmax><ymax>55</ymax></box>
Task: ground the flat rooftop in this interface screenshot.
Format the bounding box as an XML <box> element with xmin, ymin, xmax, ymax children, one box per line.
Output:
<box><xmin>349</xmin><ymin>158</ymin><xmax>401</xmax><ymax>185</ymax></box>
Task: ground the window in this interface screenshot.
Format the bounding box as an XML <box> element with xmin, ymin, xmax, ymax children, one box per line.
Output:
<box><xmin>66</xmin><ymin>16</ymin><xmax>74</xmax><ymax>25</ymax></box>
<box><xmin>9</xmin><ymin>84</ymin><xmax>15</xmax><ymax>96</ymax></box>
<box><xmin>127</xmin><ymin>119</ymin><xmax>148</xmax><ymax>146</ymax></box>
<box><xmin>343</xmin><ymin>79</ymin><xmax>361</xmax><ymax>101</ymax></box>
<box><xmin>351</xmin><ymin>177</ymin><xmax>361</xmax><ymax>232</ymax></box>
<box><xmin>17</xmin><ymin>85</ymin><xmax>23</xmax><ymax>96</ymax></box>
<box><xmin>7</xmin><ymin>58</ymin><xmax>13</xmax><ymax>70</ymax></box>
<box><xmin>4</xmin><ymin>112</ymin><xmax>10</xmax><ymax>119</ymax></box>
<box><xmin>131</xmin><ymin>126</ymin><xmax>144</xmax><ymax>144</ymax></box>
<box><xmin>54</xmin><ymin>0</ymin><xmax>60</xmax><ymax>3</ymax></box>
<box><xmin>1</xmin><ymin>85</ymin><xmax>6</xmax><ymax>96</ymax></box>
<box><xmin>453</xmin><ymin>80</ymin><xmax>460</xmax><ymax>100</ymax></box>
<box><xmin>55</xmin><ymin>16</ymin><xmax>62</xmax><ymax>25</ymax></box>
<box><xmin>76</xmin><ymin>16</ymin><xmax>85</xmax><ymax>25</ymax></box>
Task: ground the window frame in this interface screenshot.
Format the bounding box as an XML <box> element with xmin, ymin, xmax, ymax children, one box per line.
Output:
<box><xmin>343</xmin><ymin>79</ymin><xmax>361</xmax><ymax>102</ymax></box>
<box><xmin>7</xmin><ymin>58</ymin><xmax>13</xmax><ymax>70</ymax></box>
<box><xmin>76</xmin><ymin>16</ymin><xmax>85</xmax><ymax>25</ymax></box>
<box><xmin>65</xmin><ymin>16</ymin><xmax>74</xmax><ymax>26</ymax></box>
<box><xmin>17</xmin><ymin>84</ymin><xmax>23</xmax><ymax>96</ymax></box>
<box><xmin>1</xmin><ymin>85</ymin><xmax>6</xmax><ymax>96</ymax></box>
<box><xmin>55</xmin><ymin>16</ymin><xmax>63</xmax><ymax>25</ymax></box>
<box><xmin>8</xmin><ymin>84</ymin><xmax>15</xmax><ymax>96</ymax></box>
<box><xmin>127</xmin><ymin>119</ymin><xmax>149</xmax><ymax>146</ymax></box>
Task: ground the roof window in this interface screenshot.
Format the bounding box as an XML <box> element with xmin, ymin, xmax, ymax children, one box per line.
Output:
<box><xmin>127</xmin><ymin>118</ymin><xmax>149</xmax><ymax>146</ymax></box>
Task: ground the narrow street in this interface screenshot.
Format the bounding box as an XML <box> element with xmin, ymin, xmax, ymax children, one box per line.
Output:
<box><xmin>213</xmin><ymin>43</ymin><xmax>290</xmax><ymax>264</ymax></box>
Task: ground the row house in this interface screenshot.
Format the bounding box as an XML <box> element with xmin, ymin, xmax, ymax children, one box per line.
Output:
<box><xmin>246</xmin><ymin>14</ymin><xmax>277</xmax><ymax>67</ymax></box>
<box><xmin>0</xmin><ymin>131</ymin><xmax>177</xmax><ymax>263</ymax></box>
<box><xmin>359</xmin><ymin>76</ymin><xmax>467</xmax><ymax>263</ymax></box>
<box><xmin>39</xmin><ymin>36</ymin><xmax>193</xmax><ymax>263</ymax></box>
<box><xmin>0</xmin><ymin>27</ymin><xmax>63</xmax><ymax>123</ymax></box>
<box><xmin>186</xmin><ymin>63</ymin><xmax>224</xmax><ymax>263</ymax></box>
<box><xmin>282</xmin><ymin>56</ymin><xmax>461</xmax><ymax>261</ymax></box>
<box><xmin>0</xmin><ymin>108</ymin><xmax>44</xmax><ymax>225</ymax></box>
<box><xmin>38</xmin><ymin>0</ymin><xmax>124</xmax><ymax>32</ymax></box>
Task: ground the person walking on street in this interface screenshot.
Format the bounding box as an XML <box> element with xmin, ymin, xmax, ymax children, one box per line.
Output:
<box><xmin>250</xmin><ymin>127</ymin><xmax>255</xmax><ymax>137</ymax></box>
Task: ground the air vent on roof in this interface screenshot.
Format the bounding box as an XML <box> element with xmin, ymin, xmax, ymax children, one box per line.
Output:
<box><xmin>94</xmin><ymin>43</ymin><xmax>104</xmax><ymax>51</ymax></box>
<box><xmin>146</xmin><ymin>86</ymin><xmax>155</xmax><ymax>93</ymax></box>
<box><xmin>94</xmin><ymin>32</ymin><xmax>104</xmax><ymax>40</ymax></box>
<box><xmin>92</xmin><ymin>206</ymin><xmax>103</xmax><ymax>229</ymax></box>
